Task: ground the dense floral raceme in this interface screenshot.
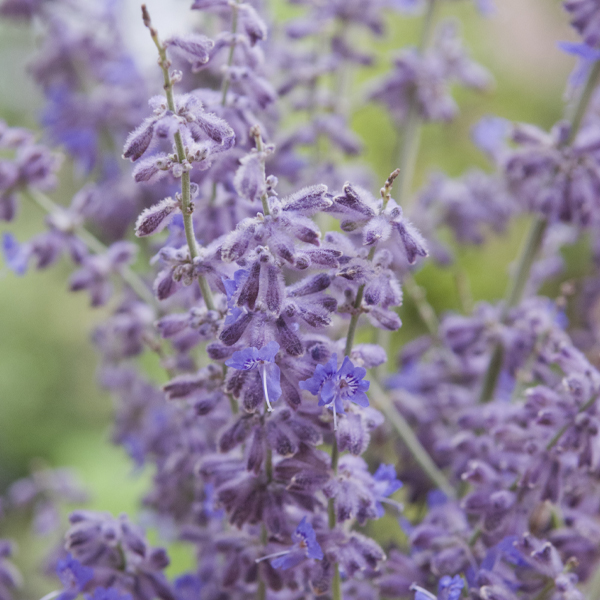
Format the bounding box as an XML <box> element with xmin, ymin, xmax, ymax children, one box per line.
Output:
<box><xmin>2</xmin><ymin>0</ymin><xmax>600</xmax><ymax>599</ymax></box>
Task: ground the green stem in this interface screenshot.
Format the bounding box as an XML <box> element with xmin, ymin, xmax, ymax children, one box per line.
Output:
<box><xmin>221</xmin><ymin>2</ymin><xmax>240</xmax><ymax>106</ymax></box>
<box><xmin>370</xmin><ymin>380</ymin><xmax>456</xmax><ymax>499</ymax></box>
<box><xmin>209</xmin><ymin>4</ymin><xmax>239</xmax><ymax>208</ymax></box>
<box><xmin>478</xmin><ymin>217</ymin><xmax>548</xmax><ymax>403</ymax></box>
<box><xmin>568</xmin><ymin>60</ymin><xmax>600</xmax><ymax>144</ymax></box>
<box><xmin>394</xmin><ymin>0</ymin><xmax>439</xmax><ymax>202</ymax></box>
<box><xmin>479</xmin><ymin>217</ymin><xmax>548</xmax><ymax>403</ymax></box>
<box><xmin>331</xmin><ymin>564</ymin><xmax>342</xmax><ymax>600</ymax></box>
<box><xmin>24</xmin><ymin>188</ymin><xmax>158</xmax><ymax>309</ymax></box>
<box><xmin>479</xmin><ymin>56</ymin><xmax>600</xmax><ymax>403</ymax></box>
<box><xmin>143</xmin><ymin>6</ymin><xmax>215</xmax><ymax>311</ymax></box>
<box><xmin>402</xmin><ymin>273</ymin><xmax>439</xmax><ymax>337</ymax></box>
<box><xmin>344</xmin><ymin>284</ymin><xmax>366</xmax><ymax>357</ymax></box>
<box><xmin>257</xmin><ymin>524</ymin><xmax>268</xmax><ymax>600</ymax></box>
<box><xmin>546</xmin><ymin>393</ymin><xmax>598</xmax><ymax>451</ymax></box>
<box><xmin>251</xmin><ymin>127</ymin><xmax>271</xmax><ymax>216</ymax></box>
<box><xmin>502</xmin><ymin>217</ymin><xmax>548</xmax><ymax>321</ymax></box>
<box><xmin>265</xmin><ymin>446</ymin><xmax>273</xmax><ymax>483</ymax></box>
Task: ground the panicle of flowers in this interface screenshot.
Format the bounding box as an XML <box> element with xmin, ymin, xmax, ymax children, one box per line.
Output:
<box><xmin>7</xmin><ymin>0</ymin><xmax>600</xmax><ymax>599</ymax></box>
<box><xmin>0</xmin><ymin>120</ymin><xmax>61</xmax><ymax>221</ymax></box>
<box><xmin>58</xmin><ymin>511</ymin><xmax>174</xmax><ymax>600</ymax></box>
<box><xmin>371</xmin><ymin>20</ymin><xmax>492</xmax><ymax>124</ymax></box>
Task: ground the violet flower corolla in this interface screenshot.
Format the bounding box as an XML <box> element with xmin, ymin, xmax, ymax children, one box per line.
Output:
<box><xmin>55</xmin><ymin>554</ymin><xmax>93</xmax><ymax>600</ymax></box>
<box><xmin>225</xmin><ymin>340</ymin><xmax>282</xmax><ymax>411</ymax></box>
<box><xmin>299</xmin><ymin>355</ymin><xmax>370</xmax><ymax>429</ymax></box>
<box><xmin>411</xmin><ymin>575</ymin><xmax>464</xmax><ymax>600</ymax></box>
<box><xmin>256</xmin><ymin>516</ymin><xmax>324</xmax><ymax>570</ymax></box>
<box><xmin>2</xmin><ymin>233</ymin><xmax>28</xmax><ymax>275</ymax></box>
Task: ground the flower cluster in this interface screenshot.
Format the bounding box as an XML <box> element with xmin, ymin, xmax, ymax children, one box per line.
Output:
<box><xmin>2</xmin><ymin>1</ymin><xmax>600</xmax><ymax>600</ymax></box>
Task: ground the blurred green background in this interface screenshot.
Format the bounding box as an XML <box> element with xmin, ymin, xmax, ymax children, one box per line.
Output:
<box><xmin>0</xmin><ymin>0</ymin><xmax>583</xmax><ymax>594</ymax></box>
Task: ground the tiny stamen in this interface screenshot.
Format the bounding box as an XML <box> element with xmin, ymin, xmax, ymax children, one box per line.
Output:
<box><xmin>260</xmin><ymin>364</ymin><xmax>273</xmax><ymax>412</ymax></box>
<box><xmin>255</xmin><ymin>549</ymin><xmax>289</xmax><ymax>563</ymax></box>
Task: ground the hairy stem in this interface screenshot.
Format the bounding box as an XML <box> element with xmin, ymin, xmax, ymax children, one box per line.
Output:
<box><xmin>24</xmin><ymin>188</ymin><xmax>158</xmax><ymax>310</ymax></box>
<box><xmin>251</xmin><ymin>126</ymin><xmax>271</xmax><ymax>216</ymax></box>
<box><xmin>143</xmin><ymin>5</ymin><xmax>215</xmax><ymax>311</ymax></box>
<box><xmin>370</xmin><ymin>380</ymin><xmax>456</xmax><ymax>499</ymax></box>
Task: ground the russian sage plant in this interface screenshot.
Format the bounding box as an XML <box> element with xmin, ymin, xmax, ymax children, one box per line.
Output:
<box><xmin>1</xmin><ymin>0</ymin><xmax>600</xmax><ymax>599</ymax></box>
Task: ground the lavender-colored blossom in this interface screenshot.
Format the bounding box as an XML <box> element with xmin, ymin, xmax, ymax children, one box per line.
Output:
<box><xmin>164</xmin><ymin>34</ymin><xmax>214</xmax><ymax>71</ymax></box>
<box><xmin>371</xmin><ymin>22</ymin><xmax>491</xmax><ymax>123</ymax></box>
<box><xmin>225</xmin><ymin>341</ymin><xmax>282</xmax><ymax>411</ymax></box>
<box><xmin>56</xmin><ymin>554</ymin><xmax>94</xmax><ymax>600</ymax></box>
<box><xmin>411</xmin><ymin>575</ymin><xmax>464</xmax><ymax>600</ymax></box>
<box><xmin>558</xmin><ymin>40</ymin><xmax>600</xmax><ymax>88</ymax></box>
<box><xmin>564</xmin><ymin>0</ymin><xmax>600</xmax><ymax>47</ymax></box>
<box><xmin>267</xmin><ymin>517</ymin><xmax>324</xmax><ymax>570</ymax></box>
<box><xmin>2</xmin><ymin>232</ymin><xmax>28</xmax><ymax>275</ymax></box>
<box><xmin>84</xmin><ymin>588</ymin><xmax>133</xmax><ymax>600</ymax></box>
<box><xmin>300</xmin><ymin>355</ymin><xmax>370</xmax><ymax>429</ymax></box>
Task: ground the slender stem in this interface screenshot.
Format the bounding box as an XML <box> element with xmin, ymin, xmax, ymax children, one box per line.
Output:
<box><xmin>418</xmin><ymin>0</ymin><xmax>439</xmax><ymax>54</ymax></box>
<box><xmin>402</xmin><ymin>273</ymin><xmax>439</xmax><ymax>336</ymax></box>
<box><xmin>257</xmin><ymin>524</ymin><xmax>268</xmax><ymax>600</ymax></box>
<box><xmin>208</xmin><ymin>2</ymin><xmax>240</xmax><ymax>208</ymax></box>
<box><xmin>453</xmin><ymin>266</ymin><xmax>474</xmax><ymax>314</ymax></box>
<box><xmin>394</xmin><ymin>0</ymin><xmax>439</xmax><ymax>203</ymax></box>
<box><xmin>331</xmin><ymin>564</ymin><xmax>342</xmax><ymax>600</ymax></box>
<box><xmin>479</xmin><ymin>56</ymin><xmax>600</xmax><ymax>403</ymax></box>
<box><xmin>329</xmin><ymin>390</ymin><xmax>342</xmax><ymax>598</ymax></box>
<box><xmin>251</xmin><ymin>127</ymin><xmax>271</xmax><ymax>216</ymax></box>
<box><xmin>546</xmin><ymin>393</ymin><xmax>598</xmax><ymax>451</ymax></box>
<box><xmin>142</xmin><ymin>6</ymin><xmax>215</xmax><ymax>311</ymax></box>
<box><xmin>531</xmin><ymin>580</ymin><xmax>555</xmax><ymax>600</ymax></box>
<box><xmin>481</xmin><ymin>218</ymin><xmax>549</xmax><ymax>402</ymax></box>
<box><xmin>395</xmin><ymin>111</ymin><xmax>422</xmax><ymax>205</ymax></box>
<box><xmin>265</xmin><ymin>446</ymin><xmax>273</xmax><ymax>483</ymax></box>
<box><xmin>24</xmin><ymin>188</ymin><xmax>158</xmax><ymax>309</ymax></box>
<box><xmin>221</xmin><ymin>1</ymin><xmax>240</xmax><ymax>106</ymax></box>
<box><xmin>568</xmin><ymin>60</ymin><xmax>600</xmax><ymax>144</ymax></box>
<box><xmin>344</xmin><ymin>284</ymin><xmax>366</xmax><ymax>357</ymax></box>
<box><xmin>502</xmin><ymin>217</ymin><xmax>548</xmax><ymax>321</ymax></box>
<box><xmin>478</xmin><ymin>217</ymin><xmax>548</xmax><ymax>403</ymax></box>
<box><xmin>370</xmin><ymin>380</ymin><xmax>456</xmax><ymax>499</ymax></box>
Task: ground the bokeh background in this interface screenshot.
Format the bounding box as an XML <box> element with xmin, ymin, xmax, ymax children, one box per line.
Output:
<box><xmin>0</xmin><ymin>0</ymin><xmax>586</xmax><ymax>594</ymax></box>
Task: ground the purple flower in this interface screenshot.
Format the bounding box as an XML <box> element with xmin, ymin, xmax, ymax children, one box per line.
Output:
<box><xmin>411</xmin><ymin>575</ymin><xmax>464</xmax><ymax>600</ymax></box>
<box><xmin>558</xmin><ymin>41</ymin><xmax>600</xmax><ymax>88</ymax></box>
<box><xmin>84</xmin><ymin>588</ymin><xmax>133</xmax><ymax>600</ymax></box>
<box><xmin>299</xmin><ymin>355</ymin><xmax>370</xmax><ymax>429</ymax></box>
<box><xmin>564</xmin><ymin>0</ymin><xmax>600</xmax><ymax>48</ymax></box>
<box><xmin>373</xmin><ymin>463</ymin><xmax>403</xmax><ymax>516</ymax></box>
<box><xmin>2</xmin><ymin>232</ymin><xmax>29</xmax><ymax>275</ymax></box>
<box><xmin>225</xmin><ymin>341</ymin><xmax>282</xmax><ymax>411</ymax></box>
<box><xmin>260</xmin><ymin>517</ymin><xmax>323</xmax><ymax>570</ymax></box>
<box><xmin>56</xmin><ymin>554</ymin><xmax>94</xmax><ymax>600</ymax></box>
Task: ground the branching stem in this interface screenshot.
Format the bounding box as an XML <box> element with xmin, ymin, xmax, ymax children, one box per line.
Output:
<box><xmin>142</xmin><ymin>5</ymin><xmax>215</xmax><ymax>311</ymax></box>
